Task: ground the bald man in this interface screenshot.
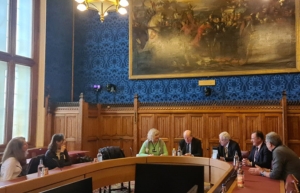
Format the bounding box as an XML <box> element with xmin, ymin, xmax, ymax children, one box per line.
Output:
<box><xmin>179</xmin><ymin>130</ymin><xmax>203</xmax><ymax>157</ymax></box>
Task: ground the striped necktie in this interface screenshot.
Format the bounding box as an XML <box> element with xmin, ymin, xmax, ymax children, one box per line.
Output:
<box><xmin>254</xmin><ymin>147</ymin><xmax>259</xmax><ymax>162</ymax></box>
<box><xmin>224</xmin><ymin>147</ymin><xmax>228</xmax><ymax>157</ymax></box>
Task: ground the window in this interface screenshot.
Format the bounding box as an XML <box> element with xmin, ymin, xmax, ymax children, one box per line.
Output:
<box><xmin>0</xmin><ymin>0</ymin><xmax>39</xmax><ymax>149</ymax></box>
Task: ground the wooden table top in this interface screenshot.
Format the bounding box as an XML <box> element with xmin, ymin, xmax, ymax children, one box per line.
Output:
<box><xmin>228</xmin><ymin>166</ymin><xmax>284</xmax><ymax>193</ymax></box>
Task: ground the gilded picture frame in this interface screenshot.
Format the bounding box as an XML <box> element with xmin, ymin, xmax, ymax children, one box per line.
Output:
<box><xmin>129</xmin><ymin>0</ymin><xmax>300</xmax><ymax>79</ymax></box>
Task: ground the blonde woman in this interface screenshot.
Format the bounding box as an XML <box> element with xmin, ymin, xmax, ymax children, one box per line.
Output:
<box><xmin>138</xmin><ymin>128</ymin><xmax>168</xmax><ymax>156</ymax></box>
<box><xmin>0</xmin><ymin>137</ymin><xmax>28</xmax><ymax>181</ymax></box>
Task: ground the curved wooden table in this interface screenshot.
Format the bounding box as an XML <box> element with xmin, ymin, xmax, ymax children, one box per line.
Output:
<box><xmin>0</xmin><ymin>157</ymin><xmax>233</xmax><ymax>193</ymax></box>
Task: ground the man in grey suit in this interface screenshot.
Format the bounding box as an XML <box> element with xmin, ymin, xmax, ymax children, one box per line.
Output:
<box><xmin>249</xmin><ymin>132</ymin><xmax>300</xmax><ymax>181</ymax></box>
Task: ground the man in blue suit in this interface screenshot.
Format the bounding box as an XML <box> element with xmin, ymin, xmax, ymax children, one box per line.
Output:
<box><xmin>242</xmin><ymin>131</ymin><xmax>272</xmax><ymax>169</ymax></box>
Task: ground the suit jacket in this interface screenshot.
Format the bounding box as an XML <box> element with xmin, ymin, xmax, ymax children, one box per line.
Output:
<box><xmin>248</xmin><ymin>143</ymin><xmax>272</xmax><ymax>169</ymax></box>
<box><xmin>217</xmin><ymin>139</ymin><xmax>242</xmax><ymax>162</ymax></box>
<box><xmin>270</xmin><ymin>145</ymin><xmax>300</xmax><ymax>180</ymax></box>
<box><xmin>179</xmin><ymin>137</ymin><xmax>203</xmax><ymax>157</ymax></box>
<box><xmin>44</xmin><ymin>149</ymin><xmax>72</xmax><ymax>170</ymax></box>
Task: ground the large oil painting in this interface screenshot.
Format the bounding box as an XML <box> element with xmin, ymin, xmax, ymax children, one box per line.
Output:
<box><xmin>129</xmin><ymin>0</ymin><xmax>300</xmax><ymax>79</ymax></box>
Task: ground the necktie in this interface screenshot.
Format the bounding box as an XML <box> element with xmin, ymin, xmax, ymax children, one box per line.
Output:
<box><xmin>224</xmin><ymin>147</ymin><xmax>228</xmax><ymax>157</ymax></box>
<box><xmin>254</xmin><ymin>147</ymin><xmax>258</xmax><ymax>162</ymax></box>
<box><xmin>186</xmin><ymin>143</ymin><xmax>190</xmax><ymax>153</ymax></box>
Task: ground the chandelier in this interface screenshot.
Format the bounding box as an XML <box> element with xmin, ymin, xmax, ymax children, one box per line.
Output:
<box><xmin>75</xmin><ymin>0</ymin><xmax>129</xmax><ymax>22</ymax></box>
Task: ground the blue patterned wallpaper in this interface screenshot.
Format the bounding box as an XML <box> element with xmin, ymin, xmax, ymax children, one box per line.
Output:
<box><xmin>72</xmin><ymin>11</ymin><xmax>300</xmax><ymax>104</ymax></box>
<box><xmin>45</xmin><ymin>0</ymin><xmax>73</xmax><ymax>102</ymax></box>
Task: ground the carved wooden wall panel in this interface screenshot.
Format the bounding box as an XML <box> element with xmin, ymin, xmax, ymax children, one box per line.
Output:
<box><xmin>65</xmin><ymin>114</ymin><xmax>80</xmax><ymax>151</ymax></box>
<box><xmin>242</xmin><ymin>114</ymin><xmax>261</xmax><ymax>151</ymax></box>
<box><xmin>50</xmin><ymin>95</ymin><xmax>300</xmax><ymax>159</ymax></box>
<box><xmin>54</xmin><ymin>115</ymin><xmax>65</xmax><ymax>134</ymax></box>
<box><xmin>172</xmin><ymin>114</ymin><xmax>188</xmax><ymax>152</ymax></box>
<box><xmin>188</xmin><ymin>114</ymin><xmax>205</xmax><ymax>155</ymax></box>
<box><xmin>206</xmin><ymin>114</ymin><xmax>223</xmax><ymax>157</ymax></box>
<box><xmin>155</xmin><ymin>114</ymin><xmax>171</xmax><ymax>152</ymax></box>
<box><xmin>82</xmin><ymin>103</ymin><xmax>100</xmax><ymax>159</ymax></box>
<box><xmin>287</xmin><ymin>115</ymin><xmax>300</xmax><ymax>155</ymax></box>
<box><xmin>54</xmin><ymin>114</ymin><xmax>80</xmax><ymax>151</ymax></box>
<box><xmin>122</xmin><ymin>116</ymin><xmax>134</xmax><ymax>136</ymax></box>
<box><xmin>100</xmin><ymin>114</ymin><xmax>135</xmax><ymax>157</ymax></box>
<box><xmin>262</xmin><ymin>114</ymin><xmax>282</xmax><ymax>135</ymax></box>
<box><xmin>138</xmin><ymin>114</ymin><xmax>155</xmax><ymax>149</ymax></box>
<box><xmin>224</xmin><ymin>114</ymin><xmax>242</xmax><ymax>146</ymax></box>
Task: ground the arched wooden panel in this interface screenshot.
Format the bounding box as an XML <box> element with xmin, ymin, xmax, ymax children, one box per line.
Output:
<box><xmin>155</xmin><ymin>114</ymin><xmax>171</xmax><ymax>138</ymax></box>
<box><xmin>188</xmin><ymin>114</ymin><xmax>205</xmax><ymax>155</ymax></box>
<box><xmin>224</xmin><ymin>114</ymin><xmax>242</xmax><ymax>146</ymax></box>
<box><xmin>172</xmin><ymin>114</ymin><xmax>187</xmax><ymax>153</ymax></box>
<box><xmin>54</xmin><ymin>115</ymin><xmax>66</xmax><ymax>134</ymax></box>
<box><xmin>111</xmin><ymin>116</ymin><xmax>122</xmax><ymax>136</ymax></box>
<box><xmin>138</xmin><ymin>114</ymin><xmax>154</xmax><ymax>148</ymax></box>
<box><xmin>207</xmin><ymin>114</ymin><xmax>223</xmax><ymax>157</ymax></box>
<box><xmin>173</xmin><ymin>114</ymin><xmax>187</xmax><ymax>138</ymax></box>
<box><xmin>242</xmin><ymin>114</ymin><xmax>261</xmax><ymax>150</ymax></box>
<box><xmin>101</xmin><ymin>116</ymin><xmax>112</xmax><ymax>136</ymax></box>
<box><xmin>287</xmin><ymin>115</ymin><xmax>300</xmax><ymax>155</ymax></box>
<box><xmin>122</xmin><ymin>116</ymin><xmax>134</xmax><ymax>136</ymax></box>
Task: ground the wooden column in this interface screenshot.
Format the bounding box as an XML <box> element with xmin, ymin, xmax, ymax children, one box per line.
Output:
<box><xmin>281</xmin><ymin>91</ymin><xmax>288</xmax><ymax>145</ymax></box>
<box><xmin>133</xmin><ymin>94</ymin><xmax>139</xmax><ymax>156</ymax></box>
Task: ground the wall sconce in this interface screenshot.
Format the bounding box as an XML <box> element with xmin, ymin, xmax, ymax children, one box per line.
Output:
<box><xmin>92</xmin><ymin>84</ymin><xmax>101</xmax><ymax>103</ymax></box>
<box><xmin>93</xmin><ymin>85</ymin><xmax>101</xmax><ymax>92</ymax></box>
<box><xmin>107</xmin><ymin>84</ymin><xmax>116</xmax><ymax>92</ymax></box>
<box><xmin>204</xmin><ymin>87</ymin><xmax>211</xmax><ymax>96</ymax></box>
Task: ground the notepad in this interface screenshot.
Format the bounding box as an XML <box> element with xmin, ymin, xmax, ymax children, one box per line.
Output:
<box><xmin>211</xmin><ymin>149</ymin><xmax>218</xmax><ymax>159</ymax></box>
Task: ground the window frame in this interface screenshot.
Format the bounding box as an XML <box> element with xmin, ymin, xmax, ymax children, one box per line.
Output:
<box><xmin>0</xmin><ymin>0</ymin><xmax>40</xmax><ymax>151</ymax></box>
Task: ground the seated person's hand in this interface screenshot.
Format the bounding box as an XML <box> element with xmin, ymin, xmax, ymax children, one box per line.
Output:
<box><xmin>242</xmin><ymin>158</ymin><xmax>251</xmax><ymax>166</ymax></box>
<box><xmin>248</xmin><ymin>165</ymin><xmax>263</xmax><ymax>175</ymax></box>
<box><xmin>219</xmin><ymin>156</ymin><xmax>226</xmax><ymax>161</ymax></box>
<box><xmin>60</xmin><ymin>145</ymin><xmax>66</xmax><ymax>153</ymax></box>
<box><xmin>184</xmin><ymin>153</ymin><xmax>193</xmax><ymax>157</ymax></box>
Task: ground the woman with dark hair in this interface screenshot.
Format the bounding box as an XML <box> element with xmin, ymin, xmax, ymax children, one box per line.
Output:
<box><xmin>44</xmin><ymin>134</ymin><xmax>71</xmax><ymax>169</ymax></box>
<box><xmin>0</xmin><ymin>137</ymin><xmax>28</xmax><ymax>181</ymax></box>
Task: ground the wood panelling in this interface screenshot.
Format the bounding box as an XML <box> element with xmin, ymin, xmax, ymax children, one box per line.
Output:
<box><xmin>262</xmin><ymin>113</ymin><xmax>282</xmax><ymax>135</ymax></box>
<box><xmin>48</xmin><ymin>94</ymin><xmax>300</xmax><ymax>159</ymax></box>
<box><xmin>242</xmin><ymin>114</ymin><xmax>261</xmax><ymax>150</ymax></box>
<box><xmin>139</xmin><ymin>114</ymin><xmax>155</xmax><ymax>149</ymax></box>
<box><xmin>287</xmin><ymin>115</ymin><xmax>300</xmax><ymax>155</ymax></box>
<box><xmin>188</xmin><ymin>114</ymin><xmax>205</xmax><ymax>154</ymax></box>
<box><xmin>82</xmin><ymin>102</ymin><xmax>100</xmax><ymax>159</ymax></box>
<box><xmin>206</xmin><ymin>114</ymin><xmax>223</xmax><ymax>158</ymax></box>
<box><xmin>54</xmin><ymin>113</ymin><xmax>81</xmax><ymax>151</ymax></box>
<box><xmin>100</xmin><ymin>114</ymin><xmax>135</xmax><ymax>157</ymax></box>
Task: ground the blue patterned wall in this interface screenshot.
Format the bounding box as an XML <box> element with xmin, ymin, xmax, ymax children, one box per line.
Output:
<box><xmin>72</xmin><ymin>10</ymin><xmax>300</xmax><ymax>104</ymax></box>
<box><xmin>45</xmin><ymin>0</ymin><xmax>73</xmax><ymax>102</ymax></box>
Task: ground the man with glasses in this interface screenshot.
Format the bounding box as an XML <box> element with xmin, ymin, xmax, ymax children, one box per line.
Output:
<box><xmin>249</xmin><ymin>132</ymin><xmax>300</xmax><ymax>180</ymax></box>
<box><xmin>242</xmin><ymin>130</ymin><xmax>272</xmax><ymax>169</ymax></box>
<box><xmin>179</xmin><ymin>130</ymin><xmax>203</xmax><ymax>157</ymax></box>
<box><xmin>217</xmin><ymin>131</ymin><xmax>242</xmax><ymax>162</ymax></box>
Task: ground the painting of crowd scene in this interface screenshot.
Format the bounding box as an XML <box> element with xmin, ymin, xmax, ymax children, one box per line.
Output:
<box><xmin>129</xmin><ymin>0</ymin><xmax>298</xmax><ymax>79</ymax></box>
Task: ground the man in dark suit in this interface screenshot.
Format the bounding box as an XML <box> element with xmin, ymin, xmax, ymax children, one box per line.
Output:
<box><xmin>179</xmin><ymin>130</ymin><xmax>203</xmax><ymax>157</ymax></box>
<box><xmin>242</xmin><ymin>131</ymin><xmax>272</xmax><ymax>169</ymax></box>
<box><xmin>217</xmin><ymin>131</ymin><xmax>242</xmax><ymax>162</ymax></box>
<box><xmin>249</xmin><ymin>132</ymin><xmax>300</xmax><ymax>181</ymax></box>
